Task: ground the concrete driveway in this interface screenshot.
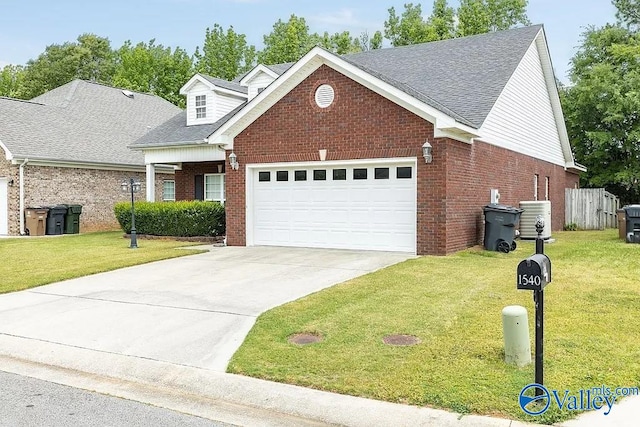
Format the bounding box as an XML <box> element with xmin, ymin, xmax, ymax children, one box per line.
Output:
<box><xmin>0</xmin><ymin>246</ymin><xmax>412</xmax><ymax>372</ymax></box>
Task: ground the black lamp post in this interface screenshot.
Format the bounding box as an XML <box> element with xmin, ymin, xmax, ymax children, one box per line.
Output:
<box><xmin>121</xmin><ymin>178</ymin><xmax>141</xmax><ymax>249</ymax></box>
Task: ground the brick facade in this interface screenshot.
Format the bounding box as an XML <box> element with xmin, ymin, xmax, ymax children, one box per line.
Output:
<box><xmin>219</xmin><ymin>65</ymin><xmax>580</xmax><ymax>255</ymax></box>
<box><xmin>0</xmin><ymin>148</ymin><xmax>172</xmax><ymax>235</ymax></box>
<box><xmin>174</xmin><ymin>161</ymin><xmax>225</xmax><ymax>201</ymax></box>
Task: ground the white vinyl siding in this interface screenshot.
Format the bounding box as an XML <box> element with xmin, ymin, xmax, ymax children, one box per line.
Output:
<box><xmin>163</xmin><ymin>180</ymin><xmax>175</xmax><ymax>201</ymax></box>
<box><xmin>186</xmin><ymin>82</ymin><xmax>215</xmax><ymax>126</ymax></box>
<box><xmin>205</xmin><ymin>174</ymin><xmax>225</xmax><ymax>203</ymax></box>
<box><xmin>215</xmin><ymin>94</ymin><xmax>245</xmax><ymax>120</ymax></box>
<box><xmin>247</xmin><ymin>71</ymin><xmax>276</xmax><ymax>100</ymax></box>
<box><xmin>479</xmin><ymin>41</ymin><xmax>565</xmax><ymax>167</ymax></box>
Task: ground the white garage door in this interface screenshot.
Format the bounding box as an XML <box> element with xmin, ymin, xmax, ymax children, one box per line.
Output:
<box><xmin>248</xmin><ymin>160</ymin><xmax>417</xmax><ymax>252</ymax></box>
<box><xmin>0</xmin><ymin>178</ymin><xmax>7</xmax><ymax>235</ymax></box>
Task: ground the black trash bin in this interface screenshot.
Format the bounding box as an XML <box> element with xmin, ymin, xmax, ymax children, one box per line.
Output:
<box><xmin>46</xmin><ymin>205</ymin><xmax>67</xmax><ymax>235</ymax></box>
<box><xmin>483</xmin><ymin>204</ymin><xmax>524</xmax><ymax>253</ymax></box>
<box><xmin>623</xmin><ymin>205</ymin><xmax>640</xmax><ymax>243</ymax></box>
<box><xmin>63</xmin><ymin>204</ymin><xmax>83</xmax><ymax>234</ymax></box>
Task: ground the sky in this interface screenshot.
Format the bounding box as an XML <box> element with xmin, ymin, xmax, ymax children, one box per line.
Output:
<box><xmin>0</xmin><ymin>0</ymin><xmax>619</xmax><ymax>83</ymax></box>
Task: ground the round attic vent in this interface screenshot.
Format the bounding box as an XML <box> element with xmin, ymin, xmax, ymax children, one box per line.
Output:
<box><xmin>315</xmin><ymin>84</ymin><xmax>335</xmax><ymax>108</ymax></box>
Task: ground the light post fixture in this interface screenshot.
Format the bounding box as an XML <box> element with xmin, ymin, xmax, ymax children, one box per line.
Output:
<box><xmin>121</xmin><ymin>178</ymin><xmax>141</xmax><ymax>249</ymax></box>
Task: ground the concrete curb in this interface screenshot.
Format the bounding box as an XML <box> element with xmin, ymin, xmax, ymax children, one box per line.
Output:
<box><xmin>0</xmin><ymin>334</ymin><xmax>540</xmax><ymax>427</ymax></box>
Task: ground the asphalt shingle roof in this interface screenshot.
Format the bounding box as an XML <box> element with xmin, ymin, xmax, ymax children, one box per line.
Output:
<box><xmin>134</xmin><ymin>25</ymin><xmax>543</xmax><ymax>148</ymax></box>
<box><xmin>342</xmin><ymin>25</ymin><xmax>543</xmax><ymax>128</ymax></box>
<box><xmin>199</xmin><ymin>74</ymin><xmax>248</xmax><ymax>94</ymax></box>
<box><xmin>131</xmin><ymin>103</ymin><xmax>246</xmax><ymax>148</ymax></box>
<box><xmin>0</xmin><ymin>80</ymin><xmax>181</xmax><ymax>165</ymax></box>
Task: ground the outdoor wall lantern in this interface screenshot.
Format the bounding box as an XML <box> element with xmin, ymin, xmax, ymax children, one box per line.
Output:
<box><xmin>229</xmin><ymin>152</ymin><xmax>239</xmax><ymax>170</ymax></box>
<box><xmin>422</xmin><ymin>141</ymin><xmax>433</xmax><ymax>164</ymax></box>
<box><xmin>121</xmin><ymin>178</ymin><xmax>141</xmax><ymax>249</ymax></box>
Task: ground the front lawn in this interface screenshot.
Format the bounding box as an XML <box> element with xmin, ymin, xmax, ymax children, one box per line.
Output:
<box><xmin>228</xmin><ymin>230</ymin><xmax>640</xmax><ymax>424</ymax></box>
<box><xmin>0</xmin><ymin>232</ymin><xmax>206</xmax><ymax>294</ymax></box>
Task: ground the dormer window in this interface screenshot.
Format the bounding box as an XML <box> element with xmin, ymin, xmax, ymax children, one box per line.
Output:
<box><xmin>195</xmin><ymin>95</ymin><xmax>207</xmax><ymax>119</ymax></box>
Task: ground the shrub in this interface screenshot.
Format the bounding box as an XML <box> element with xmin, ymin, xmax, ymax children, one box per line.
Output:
<box><xmin>563</xmin><ymin>222</ymin><xmax>579</xmax><ymax>231</ymax></box>
<box><xmin>114</xmin><ymin>201</ymin><xmax>225</xmax><ymax>237</ymax></box>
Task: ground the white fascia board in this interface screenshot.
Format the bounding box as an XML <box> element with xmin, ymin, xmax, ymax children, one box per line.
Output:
<box><xmin>9</xmin><ymin>156</ymin><xmax>174</xmax><ymax>173</ymax></box>
<box><xmin>535</xmin><ymin>28</ymin><xmax>575</xmax><ymax>166</ymax></box>
<box><xmin>566</xmin><ymin>161</ymin><xmax>587</xmax><ymax>172</ymax></box>
<box><xmin>214</xmin><ymin>86</ymin><xmax>248</xmax><ymax>99</ymax></box>
<box><xmin>209</xmin><ymin>47</ymin><xmax>479</xmax><ymax>147</ymax></box>
<box><xmin>0</xmin><ymin>139</ymin><xmax>12</xmax><ymax>160</ymax></box>
<box><xmin>179</xmin><ymin>74</ymin><xmax>217</xmax><ymax>95</ymax></box>
<box><xmin>239</xmin><ymin>65</ymin><xmax>280</xmax><ymax>86</ymax></box>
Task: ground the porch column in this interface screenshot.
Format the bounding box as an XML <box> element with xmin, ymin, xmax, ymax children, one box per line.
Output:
<box><xmin>146</xmin><ymin>163</ymin><xmax>155</xmax><ymax>202</ymax></box>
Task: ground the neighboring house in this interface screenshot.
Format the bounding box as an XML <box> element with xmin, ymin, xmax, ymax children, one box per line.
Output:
<box><xmin>132</xmin><ymin>25</ymin><xmax>584</xmax><ymax>255</ymax></box>
<box><xmin>0</xmin><ymin>80</ymin><xmax>180</xmax><ymax>236</ymax></box>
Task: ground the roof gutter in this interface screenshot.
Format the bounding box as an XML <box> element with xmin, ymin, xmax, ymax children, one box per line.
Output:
<box><xmin>19</xmin><ymin>158</ymin><xmax>28</xmax><ymax>235</ymax></box>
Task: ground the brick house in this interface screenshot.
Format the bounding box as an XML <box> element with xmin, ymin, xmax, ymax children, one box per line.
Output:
<box><xmin>0</xmin><ymin>80</ymin><xmax>180</xmax><ymax>235</ymax></box>
<box><xmin>133</xmin><ymin>25</ymin><xmax>583</xmax><ymax>255</ymax></box>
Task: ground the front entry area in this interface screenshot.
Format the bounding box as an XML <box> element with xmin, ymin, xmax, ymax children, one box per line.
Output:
<box><xmin>247</xmin><ymin>159</ymin><xmax>417</xmax><ymax>253</ymax></box>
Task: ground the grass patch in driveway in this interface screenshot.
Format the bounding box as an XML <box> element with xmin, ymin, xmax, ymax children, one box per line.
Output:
<box><xmin>228</xmin><ymin>230</ymin><xmax>640</xmax><ymax>424</ymax></box>
<box><xmin>0</xmin><ymin>231</ymin><xmax>206</xmax><ymax>293</ymax></box>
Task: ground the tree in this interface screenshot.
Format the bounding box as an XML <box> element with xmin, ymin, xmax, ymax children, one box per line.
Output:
<box><xmin>385</xmin><ymin>1</ymin><xmax>530</xmax><ymax>46</ymax></box>
<box><xmin>358</xmin><ymin>31</ymin><xmax>384</xmax><ymax>51</ymax></box>
<box><xmin>0</xmin><ymin>64</ymin><xmax>25</xmax><ymax>98</ymax></box>
<box><xmin>457</xmin><ymin>0</ymin><xmax>530</xmax><ymax>37</ymax></box>
<box><xmin>318</xmin><ymin>31</ymin><xmax>362</xmax><ymax>55</ymax></box>
<box><xmin>113</xmin><ymin>40</ymin><xmax>193</xmax><ymax>107</ymax></box>
<box><xmin>561</xmin><ymin>24</ymin><xmax>640</xmax><ymax>204</ymax></box>
<box><xmin>194</xmin><ymin>24</ymin><xmax>256</xmax><ymax>81</ymax></box>
<box><xmin>613</xmin><ymin>0</ymin><xmax>640</xmax><ymax>27</ymax></box>
<box><xmin>384</xmin><ymin>3</ymin><xmax>434</xmax><ymax>46</ymax></box>
<box><xmin>259</xmin><ymin>15</ymin><xmax>321</xmax><ymax>64</ymax></box>
<box><xmin>18</xmin><ymin>34</ymin><xmax>115</xmax><ymax>99</ymax></box>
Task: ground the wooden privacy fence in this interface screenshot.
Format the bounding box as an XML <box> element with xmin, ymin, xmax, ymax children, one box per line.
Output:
<box><xmin>565</xmin><ymin>188</ymin><xmax>620</xmax><ymax>230</ymax></box>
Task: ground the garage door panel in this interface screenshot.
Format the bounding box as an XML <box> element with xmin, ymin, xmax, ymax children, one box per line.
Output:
<box><xmin>251</xmin><ymin>162</ymin><xmax>416</xmax><ymax>253</ymax></box>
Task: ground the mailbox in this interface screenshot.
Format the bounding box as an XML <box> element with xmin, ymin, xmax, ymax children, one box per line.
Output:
<box><xmin>517</xmin><ymin>254</ymin><xmax>551</xmax><ymax>290</ymax></box>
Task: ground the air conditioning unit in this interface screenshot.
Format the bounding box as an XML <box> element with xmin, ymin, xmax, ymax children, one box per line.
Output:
<box><xmin>519</xmin><ymin>201</ymin><xmax>552</xmax><ymax>239</ymax></box>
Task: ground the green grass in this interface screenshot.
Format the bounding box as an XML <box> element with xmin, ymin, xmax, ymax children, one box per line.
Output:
<box><xmin>0</xmin><ymin>231</ymin><xmax>206</xmax><ymax>294</ymax></box>
<box><xmin>228</xmin><ymin>230</ymin><xmax>640</xmax><ymax>424</ymax></box>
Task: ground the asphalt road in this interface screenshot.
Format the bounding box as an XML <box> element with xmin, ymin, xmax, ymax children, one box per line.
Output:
<box><xmin>0</xmin><ymin>370</ymin><xmax>233</xmax><ymax>427</ymax></box>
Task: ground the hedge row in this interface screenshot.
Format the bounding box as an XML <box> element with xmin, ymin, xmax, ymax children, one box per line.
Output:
<box><xmin>114</xmin><ymin>201</ymin><xmax>225</xmax><ymax>237</ymax></box>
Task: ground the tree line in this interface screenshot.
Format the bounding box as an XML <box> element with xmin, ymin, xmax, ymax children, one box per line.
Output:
<box><xmin>0</xmin><ymin>1</ymin><xmax>530</xmax><ymax>107</ymax></box>
<box><xmin>2</xmin><ymin>0</ymin><xmax>637</xmax><ymax>204</ymax></box>
<box><xmin>561</xmin><ymin>0</ymin><xmax>640</xmax><ymax>204</ymax></box>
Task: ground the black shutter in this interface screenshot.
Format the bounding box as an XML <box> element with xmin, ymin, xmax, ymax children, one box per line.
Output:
<box><xmin>195</xmin><ymin>175</ymin><xmax>204</xmax><ymax>200</ymax></box>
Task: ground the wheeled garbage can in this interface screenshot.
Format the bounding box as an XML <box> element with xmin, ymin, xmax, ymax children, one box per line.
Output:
<box><xmin>63</xmin><ymin>204</ymin><xmax>83</xmax><ymax>234</ymax></box>
<box><xmin>483</xmin><ymin>204</ymin><xmax>524</xmax><ymax>253</ymax></box>
<box><xmin>623</xmin><ymin>205</ymin><xmax>640</xmax><ymax>243</ymax></box>
<box><xmin>46</xmin><ymin>205</ymin><xmax>67</xmax><ymax>235</ymax></box>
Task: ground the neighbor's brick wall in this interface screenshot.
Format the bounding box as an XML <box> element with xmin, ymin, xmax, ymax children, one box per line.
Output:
<box><xmin>225</xmin><ymin>65</ymin><xmax>580</xmax><ymax>255</ymax></box>
<box><xmin>22</xmin><ymin>165</ymin><xmax>171</xmax><ymax>234</ymax></box>
<box><xmin>444</xmin><ymin>138</ymin><xmax>580</xmax><ymax>253</ymax></box>
<box><xmin>174</xmin><ymin>161</ymin><xmax>225</xmax><ymax>200</ymax></box>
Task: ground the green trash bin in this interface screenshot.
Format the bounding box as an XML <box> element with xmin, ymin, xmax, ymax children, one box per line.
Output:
<box><xmin>64</xmin><ymin>204</ymin><xmax>83</xmax><ymax>234</ymax></box>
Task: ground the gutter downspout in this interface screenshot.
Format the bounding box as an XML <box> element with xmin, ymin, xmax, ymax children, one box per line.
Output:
<box><xmin>19</xmin><ymin>158</ymin><xmax>28</xmax><ymax>235</ymax></box>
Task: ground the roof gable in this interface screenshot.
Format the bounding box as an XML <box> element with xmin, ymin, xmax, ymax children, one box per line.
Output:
<box><xmin>207</xmin><ymin>26</ymin><xmax>548</xmax><ymax>146</ymax></box>
<box><xmin>180</xmin><ymin>74</ymin><xmax>248</xmax><ymax>96</ymax></box>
